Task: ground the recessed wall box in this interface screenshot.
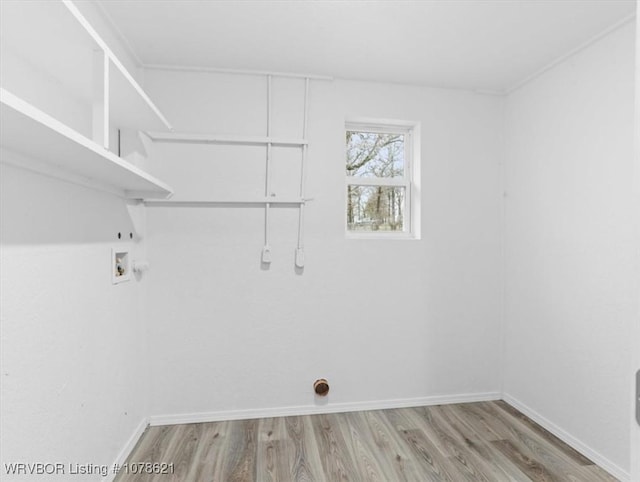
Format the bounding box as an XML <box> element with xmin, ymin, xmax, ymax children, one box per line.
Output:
<box><xmin>112</xmin><ymin>248</ymin><xmax>131</xmax><ymax>284</ymax></box>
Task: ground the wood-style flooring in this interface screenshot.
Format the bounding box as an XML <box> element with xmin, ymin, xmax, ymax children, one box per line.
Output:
<box><xmin>115</xmin><ymin>400</ymin><xmax>617</xmax><ymax>482</ymax></box>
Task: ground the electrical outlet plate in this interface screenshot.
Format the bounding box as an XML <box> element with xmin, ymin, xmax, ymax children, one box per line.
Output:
<box><xmin>295</xmin><ymin>248</ymin><xmax>305</xmax><ymax>268</ymax></box>
<box><xmin>261</xmin><ymin>245</ymin><xmax>272</xmax><ymax>264</ymax></box>
<box><xmin>112</xmin><ymin>247</ymin><xmax>131</xmax><ymax>284</ymax></box>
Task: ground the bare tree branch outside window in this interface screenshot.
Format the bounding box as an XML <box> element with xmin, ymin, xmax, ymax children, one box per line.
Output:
<box><xmin>346</xmin><ymin>131</ymin><xmax>406</xmax><ymax>232</ymax></box>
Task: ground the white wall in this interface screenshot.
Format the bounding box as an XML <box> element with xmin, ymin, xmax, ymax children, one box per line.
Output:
<box><xmin>0</xmin><ymin>3</ymin><xmax>150</xmax><ymax>481</ymax></box>
<box><xmin>0</xmin><ymin>165</ymin><xmax>149</xmax><ymax>481</ymax></box>
<box><xmin>143</xmin><ymin>71</ymin><xmax>504</xmax><ymax>419</ymax></box>
<box><xmin>2</xmin><ymin>2</ymin><xmax>636</xmax><ymax>478</ymax></box>
<box><xmin>631</xmin><ymin>9</ymin><xmax>640</xmax><ymax>482</ymax></box>
<box><xmin>503</xmin><ymin>21</ymin><xmax>637</xmax><ymax>478</ymax></box>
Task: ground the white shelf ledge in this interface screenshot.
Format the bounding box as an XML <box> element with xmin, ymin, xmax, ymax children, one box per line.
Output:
<box><xmin>0</xmin><ymin>89</ymin><xmax>173</xmax><ymax>199</ymax></box>
<box><xmin>61</xmin><ymin>0</ymin><xmax>172</xmax><ymax>132</ymax></box>
<box><xmin>0</xmin><ymin>0</ymin><xmax>171</xmax><ymax>133</ymax></box>
<box><xmin>145</xmin><ymin>198</ymin><xmax>308</xmax><ymax>207</ymax></box>
<box><xmin>146</xmin><ymin>131</ymin><xmax>307</xmax><ymax>147</ymax></box>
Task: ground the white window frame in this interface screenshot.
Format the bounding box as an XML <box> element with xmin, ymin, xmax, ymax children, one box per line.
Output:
<box><xmin>345</xmin><ymin>118</ymin><xmax>421</xmax><ymax>239</ymax></box>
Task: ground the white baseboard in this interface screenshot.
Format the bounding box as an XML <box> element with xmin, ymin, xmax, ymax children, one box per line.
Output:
<box><xmin>148</xmin><ymin>391</ymin><xmax>501</xmax><ymax>426</ymax></box>
<box><xmin>502</xmin><ymin>393</ymin><xmax>630</xmax><ymax>482</ymax></box>
<box><xmin>102</xmin><ymin>417</ymin><xmax>149</xmax><ymax>482</ymax></box>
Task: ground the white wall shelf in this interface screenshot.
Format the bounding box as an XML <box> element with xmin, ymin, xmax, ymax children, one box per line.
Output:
<box><xmin>144</xmin><ymin>75</ymin><xmax>313</xmax><ymax>267</ymax></box>
<box><xmin>146</xmin><ymin>131</ymin><xmax>307</xmax><ymax>147</ymax></box>
<box><xmin>0</xmin><ymin>0</ymin><xmax>172</xmax><ymax>134</ymax></box>
<box><xmin>0</xmin><ymin>89</ymin><xmax>173</xmax><ymax>200</ymax></box>
<box><xmin>61</xmin><ymin>0</ymin><xmax>172</xmax><ymax>133</ymax></box>
<box><xmin>144</xmin><ymin>198</ymin><xmax>308</xmax><ymax>207</ymax></box>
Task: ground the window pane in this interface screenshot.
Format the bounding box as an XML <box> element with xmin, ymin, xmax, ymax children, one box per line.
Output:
<box><xmin>347</xmin><ymin>185</ymin><xmax>406</xmax><ymax>232</ymax></box>
<box><xmin>346</xmin><ymin>131</ymin><xmax>404</xmax><ymax>178</ymax></box>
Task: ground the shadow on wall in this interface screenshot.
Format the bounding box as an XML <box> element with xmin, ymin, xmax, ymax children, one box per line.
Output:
<box><xmin>0</xmin><ymin>163</ymin><xmax>138</xmax><ymax>246</ymax></box>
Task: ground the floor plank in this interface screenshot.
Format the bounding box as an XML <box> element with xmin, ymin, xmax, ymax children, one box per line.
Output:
<box><xmin>341</xmin><ymin>411</ymin><xmax>388</xmax><ymax>481</ymax></box>
<box><xmin>478</xmin><ymin>403</ymin><xmax>604</xmax><ymax>482</ymax></box>
<box><xmin>493</xmin><ymin>401</ymin><xmax>595</xmax><ymax>466</ymax></box>
<box><xmin>360</xmin><ymin>409</ymin><xmax>425</xmax><ymax>481</ymax></box>
<box><xmin>115</xmin><ymin>401</ymin><xmax>619</xmax><ymax>482</ymax></box>
<box><xmin>311</xmin><ymin>413</ymin><xmax>360</xmax><ymax>481</ymax></box>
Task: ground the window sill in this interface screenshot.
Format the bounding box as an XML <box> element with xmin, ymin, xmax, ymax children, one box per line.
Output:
<box><xmin>345</xmin><ymin>232</ymin><xmax>419</xmax><ymax>240</ymax></box>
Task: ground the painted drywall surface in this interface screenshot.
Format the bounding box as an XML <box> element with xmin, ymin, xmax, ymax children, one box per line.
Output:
<box><xmin>143</xmin><ymin>72</ymin><xmax>504</xmax><ymax>416</ymax></box>
<box><xmin>504</xmin><ymin>22</ymin><xmax>637</xmax><ymax>473</ymax></box>
<box><xmin>0</xmin><ymin>45</ymin><xmax>92</xmax><ymax>139</ymax></box>
<box><xmin>0</xmin><ymin>4</ymin><xmax>150</xmax><ymax>480</ymax></box>
<box><xmin>631</xmin><ymin>10</ymin><xmax>640</xmax><ymax>482</ymax></box>
<box><xmin>0</xmin><ymin>164</ymin><xmax>149</xmax><ymax>481</ymax></box>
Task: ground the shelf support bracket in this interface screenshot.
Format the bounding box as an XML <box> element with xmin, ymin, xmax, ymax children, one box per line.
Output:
<box><xmin>92</xmin><ymin>49</ymin><xmax>109</xmax><ymax>149</ymax></box>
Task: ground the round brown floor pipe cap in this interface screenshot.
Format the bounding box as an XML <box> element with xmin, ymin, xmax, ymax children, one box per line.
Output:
<box><xmin>314</xmin><ymin>378</ymin><xmax>329</xmax><ymax>396</ymax></box>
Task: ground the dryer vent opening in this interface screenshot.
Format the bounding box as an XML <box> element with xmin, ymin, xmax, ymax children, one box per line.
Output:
<box><xmin>314</xmin><ymin>378</ymin><xmax>329</xmax><ymax>396</ymax></box>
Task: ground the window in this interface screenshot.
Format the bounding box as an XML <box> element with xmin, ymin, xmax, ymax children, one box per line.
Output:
<box><xmin>345</xmin><ymin>119</ymin><xmax>420</xmax><ymax>238</ymax></box>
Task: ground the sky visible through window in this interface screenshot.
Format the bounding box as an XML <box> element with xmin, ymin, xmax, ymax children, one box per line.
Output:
<box><xmin>346</xmin><ymin>132</ymin><xmax>404</xmax><ymax>178</ymax></box>
<box><xmin>346</xmin><ymin>131</ymin><xmax>406</xmax><ymax>232</ymax></box>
